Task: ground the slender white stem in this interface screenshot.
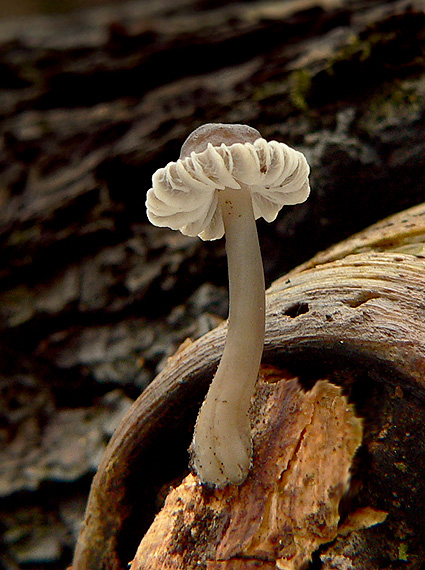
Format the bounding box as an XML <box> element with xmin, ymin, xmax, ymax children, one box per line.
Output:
<box><xmin>191</xmin><ymin>185</ymin><xmax>265</xmax><ymax>486</ymax></box>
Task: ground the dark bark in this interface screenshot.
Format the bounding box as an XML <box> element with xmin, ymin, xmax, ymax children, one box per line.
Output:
<box><xmin>1</xmin><ymin>0</ymin><xmax>425</xmax><ymax>568</ymax></box>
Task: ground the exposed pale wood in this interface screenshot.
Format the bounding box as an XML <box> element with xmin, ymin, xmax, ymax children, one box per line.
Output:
<box><xmin>129</xmin><ymin>375</ymin><xmax>363</xmax><ymax>570</ymax></box>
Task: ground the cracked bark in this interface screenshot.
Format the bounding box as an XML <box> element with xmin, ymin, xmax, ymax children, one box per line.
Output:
<box><xmin>2</xmin><ymin>0</ymin><xmax>425</xmax><ymax>568</ymax></box>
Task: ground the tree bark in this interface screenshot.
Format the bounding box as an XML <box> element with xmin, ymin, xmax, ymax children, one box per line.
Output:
<box><xmin>2</xmin><ymin>0</ymin><xmax>425</xmax><ymax>568</ymax></box>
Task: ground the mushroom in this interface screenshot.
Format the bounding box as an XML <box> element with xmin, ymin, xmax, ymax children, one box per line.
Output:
<box><xmin>146</xmin><ymin>123</ymin><xmax>310</xmax><ymax>486</ymax></box>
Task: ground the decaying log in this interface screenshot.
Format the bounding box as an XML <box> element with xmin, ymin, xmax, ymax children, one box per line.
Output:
<box><xmin>73</xmin><ymin>201</ymin><xmax>425</xmax><ymax>570</ymax></box>
<box><xmin>130</xmin><ymin>374</ymin><xmax>364</xmax><ymax>570</ymax></box>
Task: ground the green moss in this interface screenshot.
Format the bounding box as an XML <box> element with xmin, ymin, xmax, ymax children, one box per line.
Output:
<box><xmin>251</xmin><ymin>81</ymin><xmax>286</xmax><ymax>102</ymax></box>
<box><xmin>327</xmin><ymin>33</ymin><xmax>373</xmax><ymax>74</ymax></box>
<box><xmin>360</xmin><ymin>76</ymin><xmax>425</xmax><ymax>130</ymax></box>
<box><xmin>289</xmin><ymin>69</ymin><xmax>312</xmax><ymax>111</ymax></box>
<box><xmin>398</xmin><ymin>542</ymin><xmax>409</xmax><ymax>561</ymax></box>
<box><xmin>394</xmin><ymin>461</ymin><xmax>408</xmax><ymax>473</ymax></box>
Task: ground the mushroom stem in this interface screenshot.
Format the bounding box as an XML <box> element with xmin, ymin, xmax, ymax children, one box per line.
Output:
<box><xmin>192</xmin><ymin>185</ymin><xmax>265</xmax><ymax>486</ymax></box>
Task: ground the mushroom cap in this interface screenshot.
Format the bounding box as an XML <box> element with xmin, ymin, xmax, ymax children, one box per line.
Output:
<box><xmin>180</xmin><ymin>123</ymin><xmax>262</xmax><ymax>158</ymax></box>
<box><xmin>146</xmin><ymin>124</ymin><xmax>310</xmax><ymax>241</ymax></box>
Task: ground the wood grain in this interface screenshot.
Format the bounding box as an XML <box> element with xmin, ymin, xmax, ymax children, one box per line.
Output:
<box><xmin>73</xmin><ymin>201</ymin><xmax>425</xmax><ymax>570</ymax></box>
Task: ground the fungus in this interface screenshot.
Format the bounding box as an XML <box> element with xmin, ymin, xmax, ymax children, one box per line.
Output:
<box><xmin>146</xmin><ymin>123</ymin><xmax>310</xmax><ymax>486</ymax></box>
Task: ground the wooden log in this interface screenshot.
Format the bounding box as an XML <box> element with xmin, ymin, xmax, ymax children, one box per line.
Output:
<box><xmin>73</xmin><ymin>201</ymin><xmax>425</xmax><ymax>570</ymax></box>
<box><xmin>130</xmin><ymin>374</ymin><xmax>364</xmax><ymax>569</ymax></box>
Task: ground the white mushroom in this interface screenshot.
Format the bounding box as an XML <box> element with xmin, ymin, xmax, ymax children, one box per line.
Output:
<box><xmin>146</xmin><ymin>123</ymin><xmax>310</xmax><ymax>486</ymax></box>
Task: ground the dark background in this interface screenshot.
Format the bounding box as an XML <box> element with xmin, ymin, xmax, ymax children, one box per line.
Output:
<box><xmin>0</xmin><ymin>1</ymin><xmax>125</xmax><ymax>18</ymax></box>
<box><xmin>1</xmin><ymin>0</ymin><xmax>425</xmax><ymax>568</ymax></box>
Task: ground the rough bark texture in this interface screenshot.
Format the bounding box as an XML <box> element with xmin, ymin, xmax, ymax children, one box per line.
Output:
<box><xmin>2</xmin><ymin>0</ymin><xmax>425</xmax><ymax>568</ymax></box>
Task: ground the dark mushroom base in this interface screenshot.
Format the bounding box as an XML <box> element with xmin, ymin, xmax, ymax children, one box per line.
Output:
<box><xmin>73</xmin><ymin>202</ymin><xmax>425</xmax><ymax>570</ymax></box>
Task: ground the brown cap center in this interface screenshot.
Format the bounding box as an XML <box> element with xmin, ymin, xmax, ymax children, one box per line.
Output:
<box><xmin>180</xmin><ymin>123</ymin><xmax>261</xmax><ymax>158</ymax></box>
